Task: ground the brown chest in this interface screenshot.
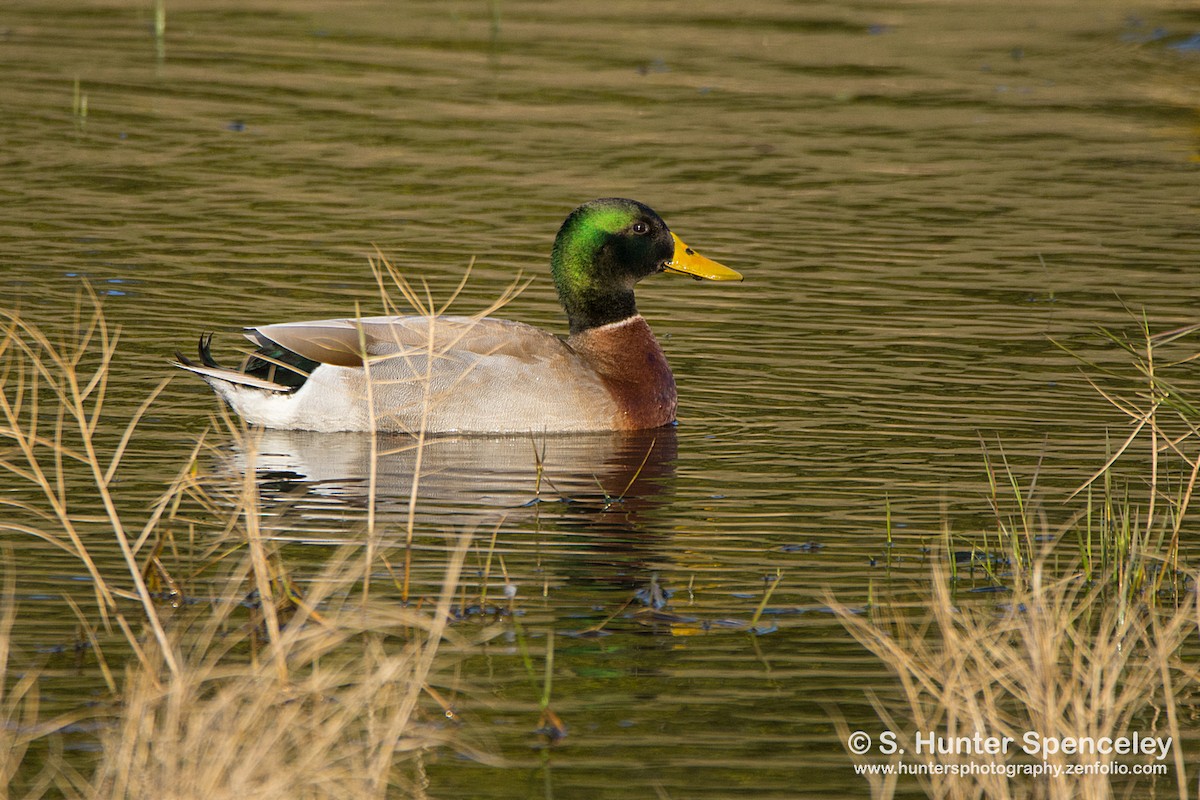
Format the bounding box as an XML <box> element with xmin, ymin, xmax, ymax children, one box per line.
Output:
<box><xmin>569</xmin><ymin>316</ymin><xmax>678</xmax><ymax>430</ymax></box>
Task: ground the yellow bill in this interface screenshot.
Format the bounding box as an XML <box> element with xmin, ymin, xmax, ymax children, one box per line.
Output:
<box><xmin>663</xmin><ymin>233</ymin><xmax>743</xmax><ymax>281</ymax></box>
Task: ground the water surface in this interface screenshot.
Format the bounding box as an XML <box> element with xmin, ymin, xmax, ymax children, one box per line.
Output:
<box><xmin>2</xmin><ymin>1</ymin><xmax>1199</xmax><ymax>796</ymax></box>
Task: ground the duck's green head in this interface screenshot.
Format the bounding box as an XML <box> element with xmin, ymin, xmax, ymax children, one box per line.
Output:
<box><xmin>550</xmin><ymin>198</ymin><xmax>741</xmax><ymax>335</ymax></box>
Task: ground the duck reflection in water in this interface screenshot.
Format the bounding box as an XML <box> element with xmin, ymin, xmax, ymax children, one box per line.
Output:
<box><xmin>209</xmin><ymin>426</ymin><xmax>680</xmax><ymax>591</ymax></box>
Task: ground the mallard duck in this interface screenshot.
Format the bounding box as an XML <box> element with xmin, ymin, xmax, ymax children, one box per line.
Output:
<box><xmin>176</xmin><ymin>198</ymin><xmax>742</xmax><ymax>434</ymax></box>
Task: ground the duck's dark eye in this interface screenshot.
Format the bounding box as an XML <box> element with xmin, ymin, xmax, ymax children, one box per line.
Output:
<box><xmin>631</xmin><ymin>221</ymin><xmax>650</xmax><ymax>235</ymax></box>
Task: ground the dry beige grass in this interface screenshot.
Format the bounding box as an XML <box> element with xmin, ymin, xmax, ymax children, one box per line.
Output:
<box><xmin>87</xmin><ymin>546</ymin><xmax>474</xmax><ymax>800</ymax></box>
<box><xmin>834</xmin><ymin>559</ymin><xmax>1198</xmax><ymax>800</ymax></box>
<box><xmin>834</xmin><ymin>317</ymin><xmax>1200</xmax><ymax>800</ymax></box>
<box><xmin>0</xmin><ymin>286</ymin><xmax>490</xmax><ymax>799</ymax></box>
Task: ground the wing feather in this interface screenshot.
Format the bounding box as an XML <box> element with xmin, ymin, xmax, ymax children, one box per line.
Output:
<box><xmin>251</xmin><ymin>315</ymin><xmax>572</xmax><ymax>368</ymax></box>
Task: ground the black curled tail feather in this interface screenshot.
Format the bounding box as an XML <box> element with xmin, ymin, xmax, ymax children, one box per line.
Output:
<box><xmin>199</xmin><ymin>333</ymin><xmax>221</xmax><ymax>368</ymax></box>
<box><xmin>174</xmin><ymin>333</ymin><xmax>220</xmax><ymax>369</ymax></box>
